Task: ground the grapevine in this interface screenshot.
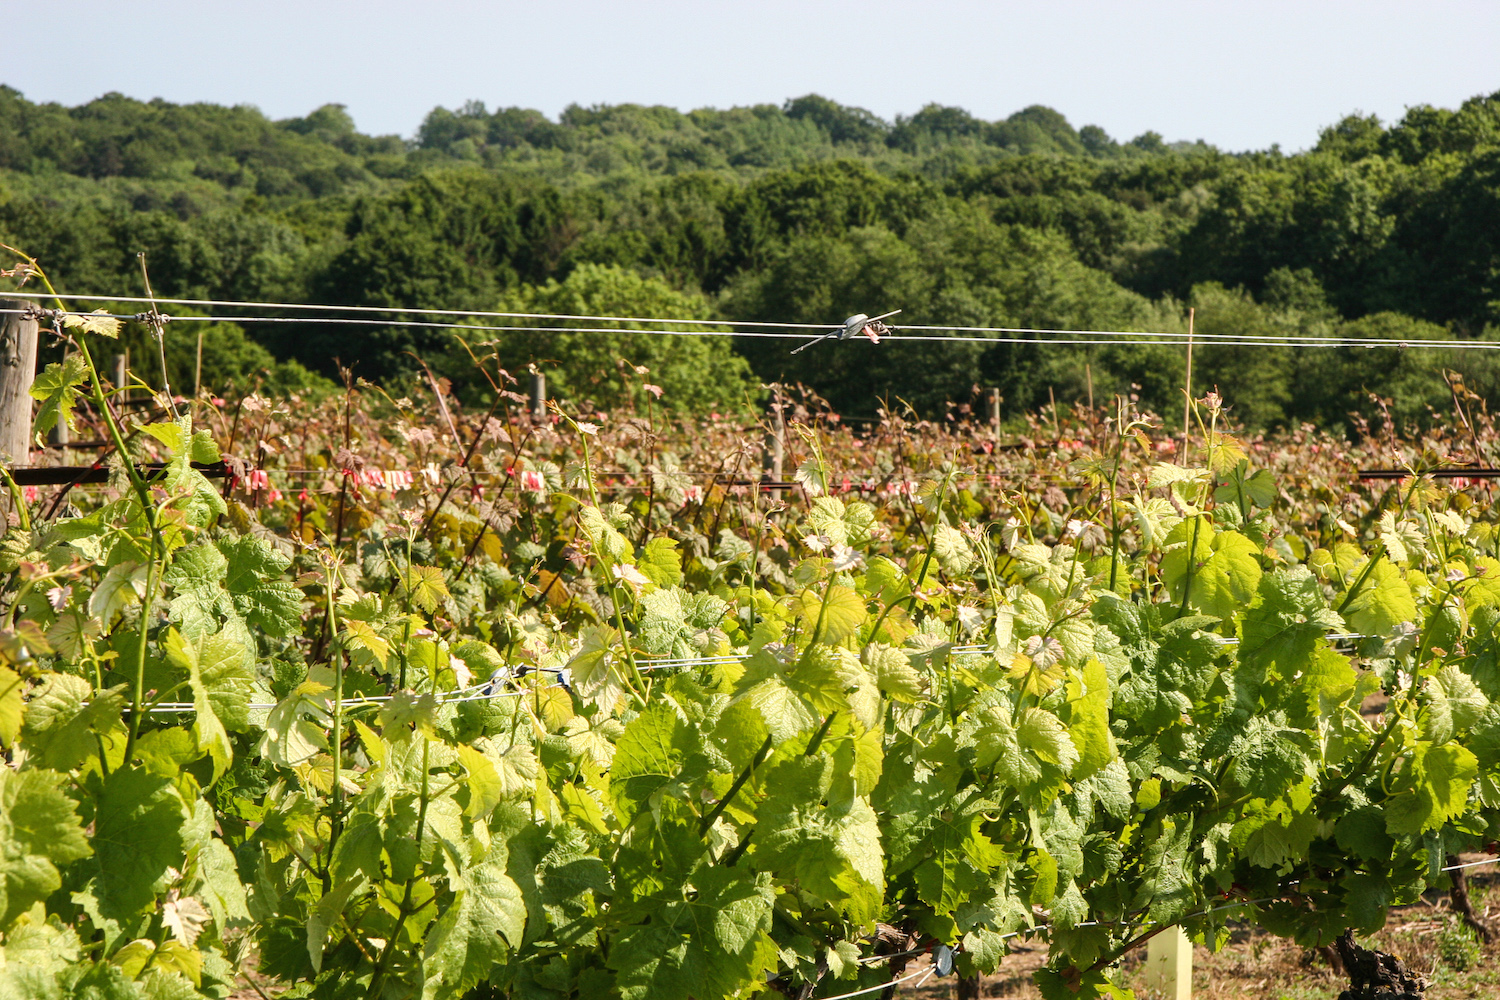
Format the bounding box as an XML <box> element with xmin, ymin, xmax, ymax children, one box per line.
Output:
<box><xmin>1</xmin><ymin>262</ymin><xmax>1499</xmax><ymax>1000</ymax></box>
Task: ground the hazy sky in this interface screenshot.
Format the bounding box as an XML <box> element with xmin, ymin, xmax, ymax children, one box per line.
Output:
<box><xmin>7</xmin><ymin>0</ymin><xmax>1499</xmax><ymax>151</ymax></box>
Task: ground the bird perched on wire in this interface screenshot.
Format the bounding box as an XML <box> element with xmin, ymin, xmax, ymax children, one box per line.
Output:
<box><xmin>790</xmin><ymin>310</ymin><xmax>901</xmax><ymax>354</ymax></box>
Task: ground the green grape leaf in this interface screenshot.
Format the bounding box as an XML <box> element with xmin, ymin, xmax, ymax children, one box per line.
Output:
<box><xmin>306</xmin><ymin>876</ymin><xmax>366</xmax><ymax>973</ymax></box>
<box><xmin>809</xmin><ymin>585</ymin><xmax>868</xmax><ymax>645</ymax></box>
<box><xmin>1137</xmin><ymin>817</ymin><xmax>1193</xmax><ymax>923</ymax></box>
<box><xmin>580</xmin><ymin>504</ymin><xmax>633</xmax><ymax>565</ymax></box>
<box><xmin>1068</xmin><ymin>659</ymin><xmax>1114</xmax><ymax>780</ymax></box>
<box><xmin>1287</xmin><ymin>645</ymin><xmax>1358</xmax><ymax>726</ymax></box>
<box><xmin>1385</xmin><ymin>743</ymin><xmax>1479</xmax><ymax>836</ymax></box>
<box><xmin>807</xmin><ymin>496</ymin><xmax>875</xmax><ymax>547</ymax></box>
<box><xmin>1018</xmin><ymin>708</ymin><xmax>1079</xmax><ymax>773</ymax></box>
<box><xmin>1034</xmin><ymin>967</ymin><xmax>1136</xmax><ymax>1000</ymax></box>
<box><xmin>1213</xmin><ymin>462</ymin><xmax>1276</xmax><ymax>510</ymax></box>
<box><xmin>1431</xmin><ymin>665</ymin><xmax>1489</xmax><ymax>739</ymax></box>
<box><xmin>61</xmin><ymin>309</ymin><xmax>122</xmax><ymax>339</ymax></box>
<box><xmin>1028</xmin><ymin>849</ymin><xmax>1059</xmax><ymax>909</ymax></box>
<box><xmin>89</xmin><ymin>562</ymin><xmax>148</xmax><ymax>624</ymax></box>
<box><xmin>423</xmin><ymin>849</ymin><xmax>526</xmax><ymax>996</ymax></box>
<box><xmin>195</xmin><ymin>836</ymin><xmax>251</xmax><ymax>928</ymax></box>
<box><xmin>30</xmin><ymin>354</ymin><xmax>89</xmax><ymax>437</ymax></box>
<box><xmin>913</xmin><ymin>812</ymin><xmax>1000</xmax><ymax>916</ymax></box>
<box><xmin>341</xmin><ymin>620</ymin><xmax>390</xmax><ymax>669</ymax></box>
<box><xmin>744</xmin><ymin>675</ymin><xmax>821</xmax><ymax>746</ymax></box>
<box><xmin>568</xmin><ymin>625</ymin><xmax>627</xmax><ymax>714</ymax></box>
<box><xmin>93</xmin><ymin>767</ymin><xmax>188</xmax><ymax>921</ymax></box>
<box><xmin>636</xmin><ymin>536</ymin><xmax>683</xmax><ymax>588</ymax></box>
<box><xmin>863</xmin><ymin>643</ymin><xmax>925</xmax><ymax>703</ymax></box>
<box><xmin>20</xmin><ymin>673</ymin><xmax>127</xmax><ymax>771</ymax></box>
<box><xmin>1239</xmin><ymin>567</ymin><xmax>1344</xmax><ymax>676</ymax></box>
<box><xmin>611</xmin><ymin>700</ymin><xmax>692</xmax><ymax>823</ymax></box>
<box><xmin>1343</xmin><ymin>872</ymin><xmax>1392</xmax><ymax>932</ymax></box>
<box><xmin>165</xmin><ymin>628</ymin><xmax>253</xmax><ymax>783</ymax></box>
<box><xmin>638</xmin><ymin>586</ymin><xmax>728</xmax><ymax>657</ymax></box>
<box><xmin>0</xmin><ymin>666</ymin><xmax>20</xmax><ymax>749</ymax></box>
<box><xmin>168</xmin><ymin>536</ymin><xmax>302</xmax><ymax>644</ymax></box>
<box><xmin>933</xmin><ymin>525</ymin><xmax>975</xmax><ymax>574</ymax></box>
<box><xmin>1334</xmin><ymin>806</ymin><xmax>1394</xmax><ymax>862</ymax></box>
<box><xmin>397</xmin><ymin>564</ymin><xmax>450</xmax><ymax>615</ymax></box>
<box><xmin>794</xmin><ymin>456</ymin><xmax>829</xmax><ymax>498</ymax></box>
<box><xmin>258</xmin><ymin>681</ymin><xmax>331</xmax><ymax>769</ymax></box>
<box><xmin>1345</xmin><ymin>559</ymin><xmax>1417</xmax><ymax>638</ymax></box>
<box><xmin>0</xmin><ymin>769</ymin><xmax>92</xmax><ymax>928</ymax></box>
<box><xmin>1161</xmin><ymin>520</ymin><xmax>1262</xmax><ymax>623</ymax></box>
<box><xmin>752</xmin><ymin>760</ymin><xmax>884</xmax><ymax>923</ymax></box>
<box><xmin>607</xmin><ymin>867</ymin><xmax>777</xmax><ymax>1000</ymax></box>
<box><xmin>1227</xmin><ymin>714</ymin><xmax>1314</xmax><ymax>799</ymax></box>
<box><xmin>859</xmin><ymin>556</ymin><xmax>911</xmax><ymax>604</ymax></box>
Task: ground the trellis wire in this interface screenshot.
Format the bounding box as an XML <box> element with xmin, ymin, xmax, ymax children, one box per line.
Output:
<box><xmin>6</xmin><ymin>297</ymin><xmax>1500</xmax><ymax>351</ymax></box>
<box><xmin>814</xmin><ymin>962</ymin><xmax>936</xmax><ymax>1000</ymax></box>
<box><xmin>132</xmin><ymin>630</ymin><xmax>1393</xmax><ymax>716</ymax></box>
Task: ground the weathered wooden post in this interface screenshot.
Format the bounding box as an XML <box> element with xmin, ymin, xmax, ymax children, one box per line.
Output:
<box><xmin>530</xmin><ymin>372</ymin><xmax>546</xmax><ymax>420</ymax></box>
<box><xmin>987</xmin><ymin>388</ymin><xmax>1001</xmax><ymax>440</ymax></box>
<box><xmin>1145</xmin><ymin>925</ymin><xmax>1192</xmax><ymax>1000</ymax></box>
<box><xmin>0</xmin><ymin>299</ymin><xmax>39</xmax><ymax>467</ymax></box>
<box><xmin>761</xmin><ymin>394</ymin><xmax>784</xmax><ymax>496</ymax></box>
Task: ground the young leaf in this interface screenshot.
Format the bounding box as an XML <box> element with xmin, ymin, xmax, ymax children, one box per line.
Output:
<box><xmin>61</xmin><ymin>309</ymin><xmax>122</xmax><ymax>339</ymax></box>
<box><xmin>29</xmin><ymin>355</ymin><xmax>89</xmax><ymax>436</ymax></box>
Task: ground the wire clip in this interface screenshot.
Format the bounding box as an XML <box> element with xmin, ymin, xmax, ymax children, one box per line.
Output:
<box><xmin>790</xmin><ymin>310</ymin><xmax>901</xmax><ymax>354</ymax></box>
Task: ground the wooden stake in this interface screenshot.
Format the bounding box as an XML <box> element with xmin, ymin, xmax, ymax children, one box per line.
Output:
<box><xmin>530</xmin><ymin>372</ymin><xmax>546</xmax><ymax>420</ymax></box>
<box><xmin>1048</xmin><ymin>385</ymin><xmax>1060</xmax><ymax>442</ymax></box>
<box><xmin>1180</xmin><ymin>307</ymin><xmax>1195</xmax><ymax>465</ymax></box>
<box><xmin>762</xmin><ymin>393</ymin><xmax>785</xmax><ymax>496</ymax></box>
<box><xmin>0</xmin><ymin>299</ymin><xmax>39</xmax><ymax>467</ymax></box>
<box><xmin>194</xmin><ymin>329</ymin><xmax>204</xmax><ymax>402</ymax></box>
<box><xmin>1085</xmin><ymin>362</ymin><xmax>1096</xmax><ymax>444</ymax></box>
<box><xmin>1145</xmin><ymin>925</ymin><xmax>1193</xmax><ymax>1000</ymax></box>
<box><xmin>988</xmin><ymin>388</ymin><xmax>1001</xmax><ymax>440</ymax></box>
<box><xmin>114</xmin><ymin>352</ymin><xmax>127</xmax><ymax>403</ymax></box>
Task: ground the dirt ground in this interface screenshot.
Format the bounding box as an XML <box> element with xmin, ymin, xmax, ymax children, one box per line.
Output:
<box><xmin>899</xmin><ymin>864</ymin><xmax>1499</xmax><ymax>1000</ymax></box>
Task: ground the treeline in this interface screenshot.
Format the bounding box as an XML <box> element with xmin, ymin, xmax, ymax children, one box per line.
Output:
<box><xmin>2</xmin><ymin>86</ymin><xmax>1500</xmax><ymax>429</ymax></box>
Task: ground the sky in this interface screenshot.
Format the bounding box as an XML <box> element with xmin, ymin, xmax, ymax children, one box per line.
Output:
<box><xmin>6</xmin><ymin>0</ymin><xmax>1499</xmax><ymax>152</ymax></box>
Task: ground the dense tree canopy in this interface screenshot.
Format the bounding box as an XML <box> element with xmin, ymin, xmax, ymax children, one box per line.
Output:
<box><xmin>4</xmin><ymin>85</ymin><xmax>1500</xmax><ymax>429</ymax></box>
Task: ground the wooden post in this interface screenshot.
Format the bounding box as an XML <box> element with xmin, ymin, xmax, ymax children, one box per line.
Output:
<box><xmin>530</xmin><ymin>372</ymin><xmax>546</xmax><ymax>420</ymax></box>
<box><xmin>1086</xmin><ymin>362</ymin><xmax>1097</xmax><ymax>445</ymax></box>
<box><xmin>113</xmin><ymin>353</ymin><xmax>127</xmax><ymax>402</ymax></box>
<box><xmin>194</xmin><ymin>328</ymin><xmax>204</xmax><ymax>402</ymax></box>
<box><xmin>761</xmin><ymin>395</ymin><xmax>784</xmax><ymax>496</ymax></box>
<box><xmin>0</xmin><ymin>299</ymin><xmax>39</xmax><ymax>467</ymax></box>
<box><xmin>987</xmin><ymin>388</ymin><xmax>1001</xmax><ymax>440</ymax></box>
<box><xmin>1180</xmin><ymin>306</ymin><xmax>1195</xmax><ymax>466</ymax></box>
<box><xmin>1145</xmin><ymin>925</ymin><xmax>1192</xmax><ymax>1000</ymax></box>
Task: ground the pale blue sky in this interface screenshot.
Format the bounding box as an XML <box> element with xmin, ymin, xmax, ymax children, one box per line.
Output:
<box><xmin>7</xmin><ymin>0</ymin><xmax>1499</xmax><ymax>151</ymax></box>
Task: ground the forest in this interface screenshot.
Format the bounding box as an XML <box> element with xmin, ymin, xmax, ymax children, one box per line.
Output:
<box><xmin>2</xmin><ymin>86</ymin><xmax>1500</xmax><ymax>427</ymax></box>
